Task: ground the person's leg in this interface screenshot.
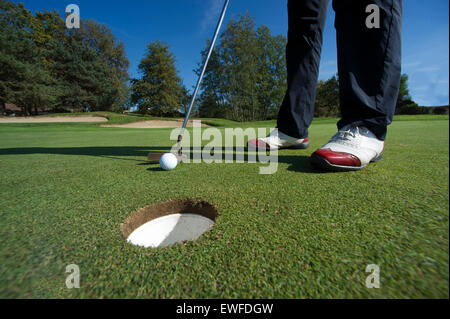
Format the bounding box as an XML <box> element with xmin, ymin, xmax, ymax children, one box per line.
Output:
<box><xmin>334</xmin><ymin>0</ymin><xmax>403</xmax><ymax>141</ymax></box>
<box><xmin>248</xmin><ymin>0</ymin><xmax>328</xmax><ymax>151</ymax></box>
<box><xmin>277</xmin><ymin>0</ymin><xmax>330</xmax><ymax>139</ymax></box>
<box><xmin>310</xmin><ymin>0</ymin><xmax>402</xmax><ymax>171</ymax></box>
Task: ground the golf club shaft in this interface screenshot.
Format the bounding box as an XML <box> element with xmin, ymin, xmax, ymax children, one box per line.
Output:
<box><xmin>177</xmin><ymin>0</ymin><xmax>230</xmax><ymax>151</ymax></box>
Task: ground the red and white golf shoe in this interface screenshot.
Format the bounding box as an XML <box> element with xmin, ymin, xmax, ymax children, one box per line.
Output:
<box><xmin>248</xmin><ymin>129</ymin><xmax>310</xmax><ymax>151</ymax></box>
<box><xmin>310</xmin><ymin>125</ymin><xmax>384</xmax><ymax>171</ymax></box>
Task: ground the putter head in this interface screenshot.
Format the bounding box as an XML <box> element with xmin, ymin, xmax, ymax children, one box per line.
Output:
<box><xmin>147</xmin><ymin>152</ymin><xmax>186</xmax><ymax>163</ymax></box>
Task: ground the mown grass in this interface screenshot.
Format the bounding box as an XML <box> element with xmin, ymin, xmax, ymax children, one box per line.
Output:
<box><xmin>0</xmin><ymin>115</ymin><xmax>448</xmax><ymax>298</ymax></box>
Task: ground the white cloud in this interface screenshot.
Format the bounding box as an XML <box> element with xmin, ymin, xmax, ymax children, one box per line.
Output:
<box><xmin>199</xmin><ymin>0</ymin><xmax>224</xmax><ymax>35</ymax></box>
<box><xmin>319</xmin><ymin>60</ymin><xmax>337</xmax><ymax>80</ymax></box>
<box><xmin>402</xmin><ymin>27</ymin><xmax>449</xmax><ymax>106</ymax></box>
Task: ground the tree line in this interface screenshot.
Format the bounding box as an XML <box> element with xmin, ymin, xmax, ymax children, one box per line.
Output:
<box><xmin>131</xmin><ymin>13</ymin><xmax>441</xmax><ymax>121</ymax></box>
<box><xmin>131</xmin><ymin>14</ymin><xmax>288</xmax><ymax>121</ymax></box>
<box><xmin>314</xmin><ymin>74</ymin><xmax>448</xmax><ymax>117</ymax></box>
<box><xmin>0</xmin><ymin>1</ymin><xmax>129</xmax><ymax>115</ymax></box>
<box><xmin>1</xmin><ymin>3</ymin><xmax>443</xmax><ymax>119</ymax></box>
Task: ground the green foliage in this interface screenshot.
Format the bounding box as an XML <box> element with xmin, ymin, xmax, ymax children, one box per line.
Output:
<box><xmin>196</xmin><ymin>19</ymin><xmax>423</xmax><ymax>121</ymax></box>
<box><xmin>131</xmin><ymin>41</ymin><xmax>184</xmax><ymax>116</ymax></box>
<box><xmin>314</xmin><ymin>73</ymin><xmax>427</xmax><ymax>117</ymax></box>
<box><xmin>395</xmin><ymin>74</ymin><xmax>422</xmax><ymax>115</ymax></box>
<box><xmin>197</xmin><ymin>13</ymin><xmax>287</xmax><ymax>122</ymax></box>
<box><xmin>75</xmin><ymin>19</ymin><xmax>130</xmax><ymax>110</ymax></box>
<box><xmin>0</xmin><ymin>1</ymin><xmax>129</xmax><ymax>114</ymax></box>
<box><xmin>397</xmin><ymin>74</ymin><xmax>411</xmax><ymax>105</ymax></box>
<box><xmin>431</xmin><ymin>106</ymin><xmax>449</xmax><ymax>115</ymax></box>
<box><xmin>315</xmin><ymin>75</ymin><xmax>340</xmax><ymax>117</ymax></box>
<box><xmin>395</xmin><ymin>75</ymin><xmax>448</xmax><ymax>115</ymax></box>
<box><xmin>0</xmin><ymin>0</ymin><xmax>47</xmax><ymax>115</ymax></box>
<box><xmin>52</xmin><ymin>35</ymin><xmax>120</xmax><ymax>112</ymax></box>
<box><xmin>179</xmin><ymin>84</ymin><xmax>192</xmax><ymax>116</ymax></box>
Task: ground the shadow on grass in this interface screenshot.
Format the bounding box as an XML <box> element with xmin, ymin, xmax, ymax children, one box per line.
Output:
<box><xmin>0</xmin><ymin>146</ymin><xmax>323</xmax><ymax>173</ymax></box>
<box><xmin>146</xmin><ymin>167</ymin><xmax>166</xmax><ymax>172</ymax></box>
<box><xmin>0</xmin><ymin>146</ymin><xmax>168</xmax><ymax>162</ymax></box>
<box><xmin>279</xmin><ymin>155</ymin><xmax>323</xmax><ymax>174</ymax></box>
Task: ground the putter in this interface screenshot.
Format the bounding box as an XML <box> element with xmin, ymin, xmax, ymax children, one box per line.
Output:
<box><xmin>148</xmin><ymin>0</ymin><xmax>230</xmax><ymax>163</ymax></box>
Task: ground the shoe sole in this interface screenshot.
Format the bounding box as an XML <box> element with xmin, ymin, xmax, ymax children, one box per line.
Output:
<box><xmin>310</xmin><ymin>154</ymin><xmax>383</xmax><ymax>172</ymax></box>
<box><xmin>285</xmin><ymin>140</ymin><xmax>310</xmax><ymax>150</ymax></box>
<box><xmin>248</xmin><ymin>140</ymin><xmax>310</xmax><ymax>151</ymax></box>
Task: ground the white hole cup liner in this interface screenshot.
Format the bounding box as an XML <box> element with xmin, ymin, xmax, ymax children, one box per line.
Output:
<box><xmin>127</xmin><ymin>213</ymin><xmax>215</xmax><ymax>248</ymax></box>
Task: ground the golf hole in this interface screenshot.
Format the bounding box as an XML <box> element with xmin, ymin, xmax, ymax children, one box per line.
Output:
<box><xmin>122</xmin><ymin>199</ymin><xmax>218</xmax><ymax>248</ymax></box>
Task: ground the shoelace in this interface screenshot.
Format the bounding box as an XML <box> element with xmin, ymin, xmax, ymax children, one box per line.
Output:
<box><xmin>265</xmin><ymin>130</ymin><xmax>282</xmax><ymax>143</ymax></box>
<box><xmin>331</xmin><ymin>125</ymin><xmax>360</xmax><ymax>142</ymax></box>
<box><xmin>266</xmin><ymin>134</ymin><xmax>281</xmax><ymax>145</ymax></box>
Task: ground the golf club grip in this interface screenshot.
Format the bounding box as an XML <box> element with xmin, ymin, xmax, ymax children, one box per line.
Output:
<box><xmin>179</xmin><ymin>0</ymin><xmax>230</xmax><ymax>136</ymax></box>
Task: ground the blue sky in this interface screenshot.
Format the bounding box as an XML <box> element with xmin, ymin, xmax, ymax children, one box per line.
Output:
<box><xmin>14</xmin><ymin>0</ymin><xmax>450</xmax><ymax>106</ymax></box>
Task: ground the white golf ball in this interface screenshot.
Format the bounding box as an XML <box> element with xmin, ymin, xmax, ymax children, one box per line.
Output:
<box><xmin>160</xmin><ymin>153</ymin><xmax>178</xmax><ymax>171</ymax></box>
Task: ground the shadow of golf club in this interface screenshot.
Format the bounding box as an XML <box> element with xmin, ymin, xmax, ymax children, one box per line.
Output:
<box><xmin>161</xmin><ymin>147</ymin><xmax>319</xmax><ymax>173</ymax></box>
<box><xmin>0</xmin><ymin>146</ymin><xmax>172</xmax><ymax>162</ymax></box>
<box><xmin>0</xmin><ymin>146</ymin><xmax>323</xmax><ymax>173</ymax></box>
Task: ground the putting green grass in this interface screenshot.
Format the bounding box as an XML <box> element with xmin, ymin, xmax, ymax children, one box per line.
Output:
<box><xmin>0</xmin><ymin>115</ymin><xmax>448</xmax><ymax>298</ymax></box>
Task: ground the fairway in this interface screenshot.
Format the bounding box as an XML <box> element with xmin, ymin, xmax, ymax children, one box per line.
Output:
<box><xmin>0</xmin><ymin>116</ymin><xmax>448</xmax><ymax>298</ymax></box>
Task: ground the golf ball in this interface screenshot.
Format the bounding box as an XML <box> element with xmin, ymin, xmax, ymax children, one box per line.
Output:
<box><xmin>160</xmin><ymin>153</ymin><xmax>178</xmax><ymax>171</ymax></box>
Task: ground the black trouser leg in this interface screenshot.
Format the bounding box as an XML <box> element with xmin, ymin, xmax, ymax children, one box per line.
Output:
<box><xmin>277</xmin><ymin>0</ymin><xmax>329</xmax><ymax>139</ymax></box>
<box><xmin>334</xmin><ymin>0</ymin><xmax>402</xmax><ymax>140</ymax></box>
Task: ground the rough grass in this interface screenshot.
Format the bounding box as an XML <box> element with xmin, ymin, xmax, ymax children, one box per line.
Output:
<box><xmin>41</xmin><ymin>112</ymin><xmax>449</xmax><ymax>127</ymax></box>
<box><xmin>0</xmin><ymin>115</ymin><xmax>448</xmax><ymax>298</ymax></box>
<box><xmin>43</xmin><ymin>112</ymin><xmax>176</xmax><ymax>125</ymax></box>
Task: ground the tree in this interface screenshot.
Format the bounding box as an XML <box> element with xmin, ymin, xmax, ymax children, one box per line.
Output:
<box><xmin>255</xmin><ymin>26</ymin><xmax>287</xmax><ymax>120</ymax></box>
<box><xmin>179</xmin><ymin>84</ymin><xmax>192</xmax><ymax>116</ymax></box>
<box><xmin>0</xmin><ymin>0</ymin><xmax>55</xmax><ymax>115</ymax></box>
<box><xmin>221</xmin><ymin>13</ymin><xmax>260</xmax><ymax>121</ymax></box>
<box><xmin>397</xmin><ymin>74</ymin><xmax>411</xmax><ymax>106</ymax></box>
<box><xmin>197</xmin><ymin>13</ymin><xmax>287</xmax><ymax>122</ymax></box>
<box><xmin>131</xmin><ymin>41</ymin><xmax>183</xmax><ymax>116</ymax></box>
<box><xmin>196</xmin><ymin>39</ymin><xmax>226</xmax><ymax>118</ymax></box>
<box><xmin>75</xmin><ymin>19</ymin><xmax>130</xmax><ymax>110</ymax></box>
<box><xmin>395</xmin><ymin>74</ymin><xmax>421</xmax><ymax>114</ymax></box>
<box><xmin>32</xmin><ymin>9</ymin><xmax>67</xmax><ymax>71</ymax></box>
<box><xmin>315</xmin><ymin>75</ymin><xmax>340</xmax><ymax>117</ymax></box>
<box><xmin>0</xmin><ymin>1</ymin><xmax>130</xmax><ymax>114</ymax></box>
<box><xmin>52</xmin><ymin>35</ymin><xmax>120</xmax><ymax>112</ymax></box>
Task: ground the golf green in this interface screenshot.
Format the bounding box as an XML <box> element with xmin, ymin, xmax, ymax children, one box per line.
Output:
<box><xmin>0</xmin><ymin>114</ymin><xmax>448</xmax><ymax>298</ymax></box>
